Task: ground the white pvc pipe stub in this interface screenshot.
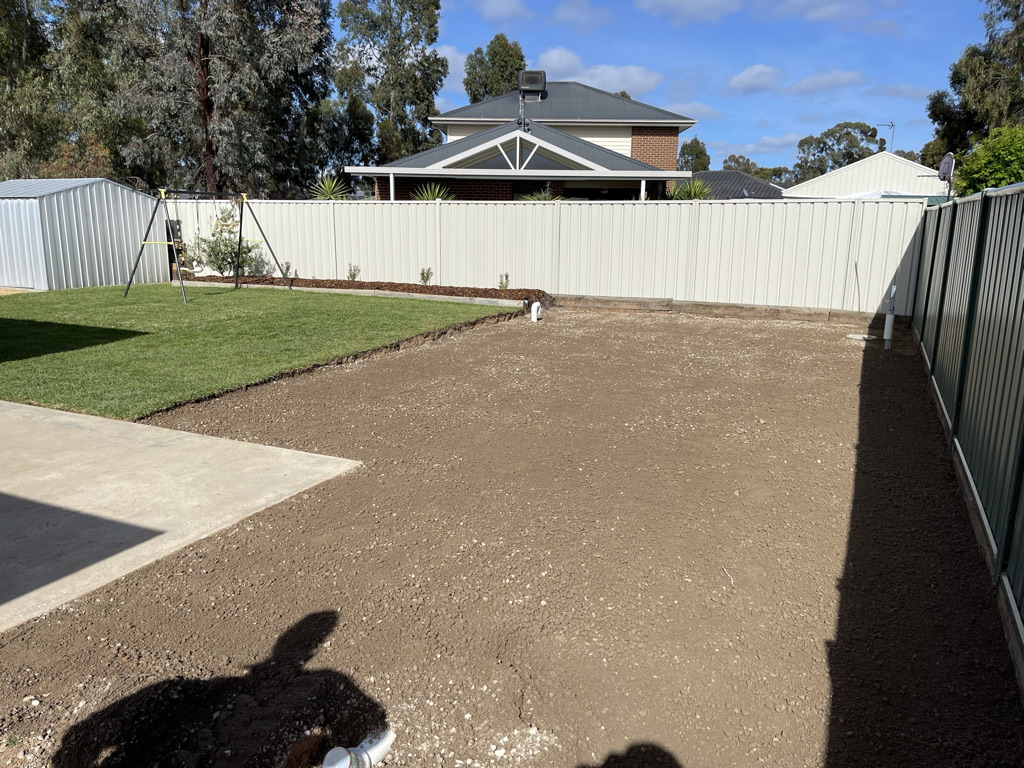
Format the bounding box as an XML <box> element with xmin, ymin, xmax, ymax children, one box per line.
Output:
<box><xmin>323</xmin><ymin>729</ymin><xmax>397</xmax><ymax>768</ymax></box>
<box><xmin>531</xmin><ymin>301</ymin><xmax>541</xmax><ymax>322</ymax></box>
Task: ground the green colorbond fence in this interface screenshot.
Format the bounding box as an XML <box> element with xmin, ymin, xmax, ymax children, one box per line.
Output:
<box><xmin>911</xmin><ymin>184</ymin><xmax>1024</xmax><ymax>628</ymax></box>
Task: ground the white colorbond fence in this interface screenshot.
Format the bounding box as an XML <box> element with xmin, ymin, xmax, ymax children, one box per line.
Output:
<box><xmin>172</xmin><ymin>198</ymin><xmax>926</xmax><ymax>315</ymax></box>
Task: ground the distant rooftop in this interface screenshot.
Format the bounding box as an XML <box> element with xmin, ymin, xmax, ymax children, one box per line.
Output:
<box><xmin>693</xmin><ymin>171</ymin><xmax>783</xmax><ymax>200</ymax></box>
<box><xmin>385</xmin><ymin>120</ymin><xmax>662</xmax><ymax>172</ymax></box>
<box><xmin>432</xmin><ymin>82</ymin><xmax>695</xmax><ymax>127</ymax></box>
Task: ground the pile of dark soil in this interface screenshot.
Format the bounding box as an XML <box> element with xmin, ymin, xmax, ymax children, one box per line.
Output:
<box><xmin>190</xmin><ymin>275</ymin><xmax>551</xmax><ymax>303</ymax></box>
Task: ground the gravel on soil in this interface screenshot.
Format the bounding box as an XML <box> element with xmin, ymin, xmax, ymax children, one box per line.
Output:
<box><xmin>1</xmin><ymin>310</ymin><xmax>1022</xmax><ymax>768</ymax></box>
<box><xmin>189</xmin><ymin>276</ymin><xmax>552</xmax><ymax>303</ymax></box>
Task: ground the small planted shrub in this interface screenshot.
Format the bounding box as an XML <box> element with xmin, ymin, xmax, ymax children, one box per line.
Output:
<box><xmin>193</xmin><ymin>206</ymin><xmax>265</xmax><ymax>277</ymax></box>
<box><xmin>420</xmin><ymin>266</ymin><xmax>434</xmax><ymax>285</ymax></box>
<box><xmin>410</xmin><ymin>183</ymin><xmax>455</xmax><ymax>201</ymax></box>
<box><xmin>347</xmin><ymin>263</ymin><xmax>361</xmax><ymax>281</ymax></box>
<box><xmin>498</xmin><ymin>272</ymin><xmax>510</xmax><ymax>290</ymax></box>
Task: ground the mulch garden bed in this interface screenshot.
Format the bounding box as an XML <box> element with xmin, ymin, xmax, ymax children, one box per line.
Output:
<box><xmin>189</xmin><ymin>275</ymin><xmax>552</xmax><ymax>303</ymax></box>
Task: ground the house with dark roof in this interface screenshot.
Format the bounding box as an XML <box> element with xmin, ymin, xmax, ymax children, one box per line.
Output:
<box><xmin>693</xmin><ymin>171</ymin><xmax>784</xmax><ymax>200</ymax></box>
<box><xmin>345</xmin><ymin>77</ymin><xmax>695</xmax><ymax>201</ymax></box>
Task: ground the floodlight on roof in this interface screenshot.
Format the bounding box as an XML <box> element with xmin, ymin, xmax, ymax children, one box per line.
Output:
<box><xmin>519</xmin><ymin>70</ymin><xmax>546</xmax><ymax>92</ymax></box>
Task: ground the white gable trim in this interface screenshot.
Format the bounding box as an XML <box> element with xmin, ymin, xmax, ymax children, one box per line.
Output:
<box><xmin>426</xmin><ymin>129</ymin><xmax>604</xmax><ymax>171</ymax></box>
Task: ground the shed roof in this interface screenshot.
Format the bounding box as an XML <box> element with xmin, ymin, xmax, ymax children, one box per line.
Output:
<box><xmin>782</xmin><ymin>152</ymin><xmax>946</xmax><ymax>198</ymax></box>
<box><xmin>432</xmin><ymin>82</ymin><xmax>694</xmax><ymax>127</ymax></box>
<box><xmin>693</xmin><ymin>171</ymin><xmax>783</xmax><ymax>200</ymax></box>
<box><xmin>384</xmin><ymin>121</ymin><xmax>662</xmax><ymax>172</ymax></box>
<box><xmin>0</xmin><ymin>178</ymin><xmax>114</xmax><ymax>199</ymax></box>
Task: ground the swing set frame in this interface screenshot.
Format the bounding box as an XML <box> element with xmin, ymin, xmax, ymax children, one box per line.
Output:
<box><xmin>123</xmin><ymin>189</ymin><xmax>292</xmax><ymax>304</ymax></box>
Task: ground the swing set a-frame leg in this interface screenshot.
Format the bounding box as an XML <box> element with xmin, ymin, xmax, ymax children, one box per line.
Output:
<box><xmin>246</xmin><ymin>199</ymin><xmax>292</xmax><ymax>289</ymax></box>
<box><xmin>124</xmin><ymin>190</ymin><xmax>187</xmax><ymax>304</ymax></box>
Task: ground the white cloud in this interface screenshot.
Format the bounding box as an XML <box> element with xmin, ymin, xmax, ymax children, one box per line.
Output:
<box><xmin>469</xmin><ymin>0</ymin><xmax>533</xmax><ymax>21</ymax></box>
<box><xmin>664</xmin><ymin>101</ymin><xmax>722</xmax><ymax>120</ymax></box>
<box><xmin>553</xmin><ymin>0</ymin><xmax>611</xmax><ymax>32</ymax></box>
<box><xmin>772</xmin><ymin>0</ymin><xmax>849</xmax><ymax>21</ymax></box>
<box><xmin>789</xmin><ymin>69</ymin><xmax>863</xmax><ymax>94</ymax></box>
<box><xmin>633</xmin><ymin>0</ymin><xmax>743</xmax><ymax>25</ymax></box>
<box><xmin>726</xmin><ymin>64</ymin><xmax>782</xmax><ymax>94</ymax></box>
<box><xmin>712</xmin><ymin>132</ymin><xmax>803</xmax><ymax>157</ymax></box>
<box><xmin>866</xmin><ymin>83</ymin><xmax>931</xmax><ymax>100</ymax></box>
<box><xmin>535</xmin><ymin>47</ymin><xmax>663</xmax><ymax>96</ymax></box>
<box><xmin>435</xmin><ymin>44</ymin><xmax>468</xmax><ymax>101</ymax></box>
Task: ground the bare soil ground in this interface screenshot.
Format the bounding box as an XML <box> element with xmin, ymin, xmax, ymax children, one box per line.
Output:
<box><xmin>2</xmin><ymin>311</ymin><xmax>1022</xmax><ymax>768</ymax></box>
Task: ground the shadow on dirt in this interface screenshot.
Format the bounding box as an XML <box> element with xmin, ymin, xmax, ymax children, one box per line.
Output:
<box><xmin>0</xmin><ymin>319</ymin><xmax>146</xmax><ymax>363</ymax></box>
<box><xmin>576</xmin><ymin>743</ymin><xmax>683</xmax><ymax>768</ymax></box>
<box><xmin>824</xmin><ymin>321</ymin><xmax>1024</xmax><ymax>767</ymax></box>
<box><xmin>51</xmin><ymin>611</ymin><xmax>387</xmax><ymax>768</ymax></box>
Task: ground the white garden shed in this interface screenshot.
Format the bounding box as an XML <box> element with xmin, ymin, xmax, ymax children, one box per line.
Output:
<box><xmin>782</xmin><ymin>152</ymin><xmax>947</xmax><ymax>199</ymax></box>
<box><xmin>0</xmin><ymin>178</ymin><xmax>167</xmax><ymax>291</ymax></box>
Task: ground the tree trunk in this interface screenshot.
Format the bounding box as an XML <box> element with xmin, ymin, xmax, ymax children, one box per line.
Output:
<box><xmin>196</xmin><ymin>30</ymin><xmax>218</xmax><ymax>193</ymax></box>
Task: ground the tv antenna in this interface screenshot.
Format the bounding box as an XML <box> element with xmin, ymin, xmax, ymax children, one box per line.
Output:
<box><xmin>877</xmin><ymin>121</ymin><xmax>895</xmax><ymax>150</ymax></box>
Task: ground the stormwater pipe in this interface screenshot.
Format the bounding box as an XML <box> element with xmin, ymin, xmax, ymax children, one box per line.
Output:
<box><xmin>322</xmin><ymin>729</ymin><xmax>397</xmax><ymax>768</ymax></box>
<box><xmin>883</xmin><ymin>284</ymin><xmax>896</xmax><ymax>350</ymax></box>
<box><xmin>531</xmin><ymin>301</ymin><xmax>541</xmax><ymax>322</ymax></box>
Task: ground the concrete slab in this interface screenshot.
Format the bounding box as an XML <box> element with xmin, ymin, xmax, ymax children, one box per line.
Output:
<box><xmin>0</xmin><ymin>401</ymin><xmax>359</xmax><ymax>633</ymax></box>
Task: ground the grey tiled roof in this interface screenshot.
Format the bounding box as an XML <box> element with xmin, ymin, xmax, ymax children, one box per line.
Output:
<box><xmin>385</xmin><ymin>121</ymin><xmax>661</xmax><ymax>172</ymax></box>
<box><xmin>434</xmin><ymin>82</ymin><xmax>693</xmax><ymax>124</ymax></box>
<box><xmin>0</xmin><ymin>178</ymin><xmax>110</xmax><ymax>198</ymax></box>
<box><xmin>693</xmin><ymin>171</ymin><xmax>783</xmax><ymax>200</ymax></box>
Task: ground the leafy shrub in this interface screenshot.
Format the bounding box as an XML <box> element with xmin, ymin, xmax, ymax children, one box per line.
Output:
<box><xmin>420</xmin><ymin>266</ymin><xmax>434</xmax><ymax>285</ymax></box>
<box><xmin>193</xmin><ymin>206</ymin><xmax>265</xmax><ymax>277</ymax></box>
<box><xmin>347</xmin><ymin>263</ymin><xmax>361</xmax><ymax>281</ymax></box>
<box><xmin>498</xmin><ymin>272</ymin><xmax>510</xmax><ymax>290</ymax></box>
<box><xmin>954</xmin><ymin>126</ymin><xmax>1024</xmax><ymax>196</ymax></box>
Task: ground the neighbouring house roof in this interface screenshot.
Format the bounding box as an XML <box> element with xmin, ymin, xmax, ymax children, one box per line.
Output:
<box><xmin>383</xmin><ymin>121</ymin><xmax>662</xmax><ymax>173</ymax></box>
<box><xmin>431</xmin><ymin>82</ymin><xmax>694</xmax><ymax>129</ymax></box>
<box><xmin>0</xmin><ymin>178</ymin><xmax>112</xmax><ymax>199</ymax></box>
<box><xmin>693</xmin><ymin>171</ymin><xmax>783</xmax><ymax>200</ymax></box>
<box><xmin>782</xmin><ymin>152</ymin><xmax>946</xmax><ymax>198</ymax></box>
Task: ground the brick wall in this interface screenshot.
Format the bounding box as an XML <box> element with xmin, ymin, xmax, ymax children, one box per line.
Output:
<box><xmin>630</xmin><ymin>127</ymin><xmax>679</xmax><ymax>172</ymax></box>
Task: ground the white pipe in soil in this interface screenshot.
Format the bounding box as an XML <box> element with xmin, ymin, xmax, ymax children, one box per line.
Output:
<box><xmin>323</xmin><ymin>729</ymin><xmax>397</xmax><ymax>768</ymax></box>
<box><xmin>883</xmin><ymin>284</ymin><xmax>896</xmax><ymax>350</ymax></box>
<box><xmin>531</xmin><ymin>301</ymin><xmax>541</xmax><ymax>322</ymax></box>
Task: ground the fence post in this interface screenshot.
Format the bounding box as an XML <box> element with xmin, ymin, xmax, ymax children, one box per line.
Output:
<box><xmin>915</xmin><ymin>206</ymin><xmax>944</xmax><ymax>345</ymax></box>
<box><xmin>950</xmin><ymin>190</ymin><xmax>992</xmax><ymax>440</ymax></box>
<box><xmin>435</xmin><ymin>198</ymin><xmax>442</xmax><ymax>285</ymax></box>
<box><xmin>330</xmin><ymin>201</ymin><xmax>339</xmax><ymax>280</ymax></box>
<box><xmin>926</xmin><ymin>201</ymin><xmax>960</xmax><ymax>373</ymax></box>
<box><xmin>553</xmin><ymin>200</ymin><xmax>562</xmax><ymax>295</ymax></box>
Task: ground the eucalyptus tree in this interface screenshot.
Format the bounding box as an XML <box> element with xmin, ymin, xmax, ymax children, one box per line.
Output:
<box><xmin>792</xmin><ymin>122</ymin><xmax>885</xmax><ymax>183</ymax></box>
<box><xmin>463</xmin><ymin>33</ymin><xmax>526</xmax><ymax>103</ymax></box>
<box><xmin>99</xmin><ymin>0</ymin><xmax>337</xmax><ymax>195</ymax></box>
<box><xmin>336</xmin><ymin>0</ymin><xmax>448</xmax><ymax>164</ymax></box>
<box><xmin>0</xmin><ymin>0</ymin><xmax>60</xmax><ymax>178</ymax></box>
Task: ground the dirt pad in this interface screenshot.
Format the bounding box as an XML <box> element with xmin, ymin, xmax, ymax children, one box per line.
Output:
<box><xmin>2</xmin><ymin>311</ymin><xmax>1023</xmax><ymax>768</ymax></box>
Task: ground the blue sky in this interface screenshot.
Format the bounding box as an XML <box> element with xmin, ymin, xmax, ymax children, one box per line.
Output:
<box><xmin>432</xmin><ymin>0</ymin><xmax>988</xmax><ymax>169</ymax></box>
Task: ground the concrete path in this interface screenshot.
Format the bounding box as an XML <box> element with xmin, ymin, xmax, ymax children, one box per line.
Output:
<box><xmin>0</xmin><ymin>401</ymin><xmax>359</xmax><ymax>633</ymax></box>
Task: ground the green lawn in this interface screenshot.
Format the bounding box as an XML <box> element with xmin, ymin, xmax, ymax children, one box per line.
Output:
<box><xmin>0</xmin><ymin>284</ymin><xmax>512</xmax><ymax>419</ymax></box>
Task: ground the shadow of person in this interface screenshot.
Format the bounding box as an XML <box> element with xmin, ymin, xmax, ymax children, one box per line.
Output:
<box><xmin>576</xmin><ymin>743</ymin><xmax>684</xmax><ymax>768</ymax></box>
<box><xmin>52</xmin><ymin>611</ymin><xmax>387</xmax><ymax>768</ymax></box>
